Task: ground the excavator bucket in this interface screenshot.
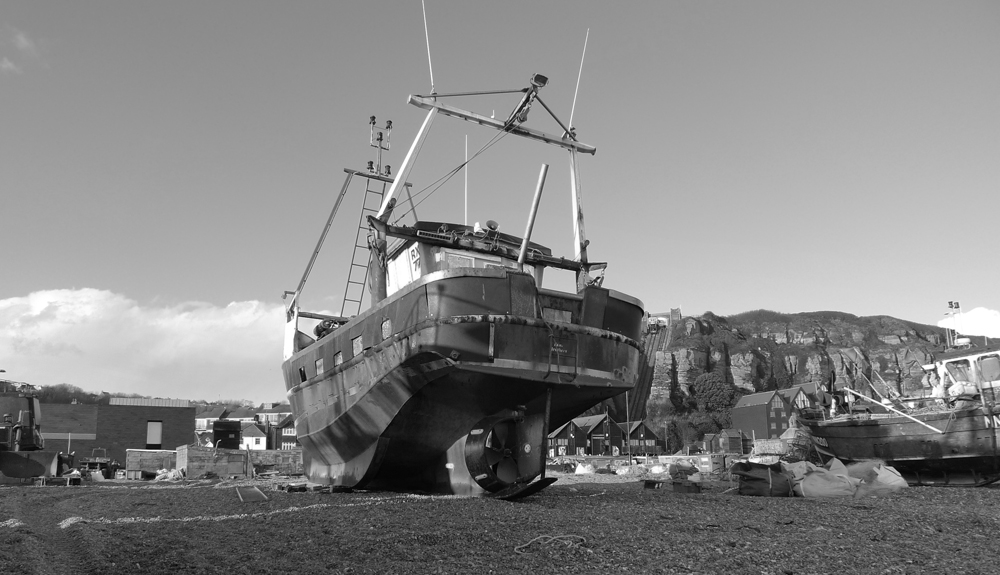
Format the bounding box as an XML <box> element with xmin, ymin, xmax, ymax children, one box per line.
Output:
<box><xmin>0</xmin><ymin>450</ymin><xmax>62</xmax><ymax>479</ymax></box>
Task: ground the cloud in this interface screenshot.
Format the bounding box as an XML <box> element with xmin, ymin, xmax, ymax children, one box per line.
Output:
<box><xmin>11</xmin><ymin>28</ymin><xmax>38</xmax><ymax>58</ymax></box>
<box><xmin>0</xmin><ymin>57</ymin><xmax>20</xmax><ymax>74</ymax></box>
<box><xmin>0</xmin><ymin>289</ymin><xmax>288</xmax><ymax>403</ymax></box>
<box><xmin>937</xmin><ymin>307</ymin><xmax>1000</xmax><ymax>339</ymax></box>
<box><xmin>1</xmin><ymin>26</ymin><xmax>41</xmax><ymax>75</ymax></box>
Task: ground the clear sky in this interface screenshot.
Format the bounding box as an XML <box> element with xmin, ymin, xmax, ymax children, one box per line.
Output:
<box><xmin>3</xmin><ymin>1</ymin><xmax>999</xmax><ymax>403</ymax></box>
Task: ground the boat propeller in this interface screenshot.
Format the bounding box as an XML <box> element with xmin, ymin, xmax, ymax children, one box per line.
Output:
<box><xmin>465</xmin><ymin>413</ymin><xmax>530</xmax><ymax>492</ymax></box>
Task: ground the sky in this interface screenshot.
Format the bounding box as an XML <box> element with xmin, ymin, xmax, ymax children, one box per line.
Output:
<box><xmin>2</xmin><ymin>1</ymin><xmax>999</xmax><ymax>403</ymax></box>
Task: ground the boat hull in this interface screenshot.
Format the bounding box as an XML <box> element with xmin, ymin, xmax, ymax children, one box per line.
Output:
<box><xmin>283</xmin><ymin>269</ymin><xmax>644</xmax><ymax>494</ymax></box>
<box><xmin>804</xmin><ymin>408</ymin><xmax>1000</xmax><ymax>485</ymax></box>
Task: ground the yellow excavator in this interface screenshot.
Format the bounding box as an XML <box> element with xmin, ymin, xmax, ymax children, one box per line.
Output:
<box><xmin>0</xmin><ymin>380</ymin><xmax>74</xmax><ymax>481</ymax></box>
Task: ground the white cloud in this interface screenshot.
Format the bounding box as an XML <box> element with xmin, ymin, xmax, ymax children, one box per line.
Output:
<box><xmin>0</xmin><ymin>57</ymin><xmax>20</xmax><ymax>74</ymax></box>
<box><xmin>937</xmin><ymin>307</ymin><xmax>1000</xmax><ymax>339</ymax></box>
<box><xmin>1</xmin><ymin>25</ymin><xmax>41</xmax><ymax>74</ymax></box>
<box><xmin>11</xmin><ymin>29</ymin><xmax>38</xmax><ymax>58</ymax></box>
<box><xmin>0</xmin><ymin>289</ymin><xmax>287</xmax><ymax>403</ymax></box>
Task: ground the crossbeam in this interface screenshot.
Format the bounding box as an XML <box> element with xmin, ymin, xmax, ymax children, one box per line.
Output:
<box><xmin>408</xmin><ymin>95</ymin><xmax>596</xmax><ymax>155</ymax></box>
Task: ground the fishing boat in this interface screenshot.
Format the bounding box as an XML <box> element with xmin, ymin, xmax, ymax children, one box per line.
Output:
<box><xmin>281</xmin><ymin>73</ymin><xmax>645</xmax><ymax>498</ymax></box>
<box><xmin>803</xmin><ymin>341</ymin><xmax>1000</xmax><ymax>486</ymax></box>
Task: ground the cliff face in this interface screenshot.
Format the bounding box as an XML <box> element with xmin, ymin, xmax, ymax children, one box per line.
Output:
<box><xmin>647</xmin><ymin>310</ymin><xmax>955</xmax><ymax>405</ymax></box>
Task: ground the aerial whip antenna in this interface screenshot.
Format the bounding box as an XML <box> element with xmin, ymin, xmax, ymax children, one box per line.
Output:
<box><xmin>568</xmin><ymin>28</ymin><xmax>589</xmax><ymax>131</ymax></box>
<box><xmin>422</xmin><ymin>0</ymin><xmax>436</xmax><ymax>94</ymax></box>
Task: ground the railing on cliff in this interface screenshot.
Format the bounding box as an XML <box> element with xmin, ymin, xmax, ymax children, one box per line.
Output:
<box><xmin>586</xmin><ymin>322</ymin><xmax>672</xmax><ymax>423</ymax></box>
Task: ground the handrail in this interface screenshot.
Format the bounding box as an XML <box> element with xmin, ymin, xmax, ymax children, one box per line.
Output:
<box><xmin>842</xmin><ymin>388</ymin><xmax>943</xmax><ymax>434</ymax></box>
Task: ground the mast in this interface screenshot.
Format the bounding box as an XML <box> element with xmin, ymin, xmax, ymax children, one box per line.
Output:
<box><xmin>569</xmin><ymin>148</ymin><xmax>590</xmax><ymax>289</ymax></box>
<box><xmin>376</xmin><ymin>107</ymin><xmax>437</xmax><ymax>219</ymax></box>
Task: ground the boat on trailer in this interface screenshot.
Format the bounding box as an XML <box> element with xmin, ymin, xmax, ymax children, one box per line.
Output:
<box><xmin>281</xmin><ymin>74</ymin><xmax>645</xmax><ymax>497</ymax></box>
<box><xmin>803</xmin><ymin>342</ymin><xmax>1000</xmax><ymax>486</ymax></box>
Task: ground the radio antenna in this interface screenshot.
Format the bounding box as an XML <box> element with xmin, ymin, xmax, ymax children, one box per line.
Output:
<box><xmin>568</xmin><ymin>28</ymin><xmax>590</xmax><ymax>131</ymax></box>
<box><xmin>422</xmin><ymin>0</ymin><xmax>436</xmax><ymax>94</ymax></box>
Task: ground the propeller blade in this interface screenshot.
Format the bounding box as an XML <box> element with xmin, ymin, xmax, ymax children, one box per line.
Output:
<box><xmin>485</xmin><ymin>446</ymin><xmax>504</xmax><ymax>467</ymax></box>
<box><xmin>496</xmin><ymin>458</ymin><xmax>519</xmax><ymax>484</ymax></box>
<box><xmin>492</xmin><ymin>422</ymin><xmax>509</xmax><ymax>447</ymax></box>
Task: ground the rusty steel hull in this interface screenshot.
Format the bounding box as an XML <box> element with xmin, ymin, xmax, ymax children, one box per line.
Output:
<box><xmin>804</xmin><ymin>407</ymin><xmax>1000</xmax><ymax>485</ymax></box>
<box><xmin>283</xmin><ymin>269</ymin><xmax>644</xmax><ymax>494</ymax></box>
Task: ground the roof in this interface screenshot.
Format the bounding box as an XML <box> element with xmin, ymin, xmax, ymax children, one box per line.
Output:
<box><xmin>935</xmin><ymin>343</ymin><xmax>1000</xmax><ymax>363</ymax></box>
<box><xmin>276</xmin><ymin>414</ymin><xmax>295</xmax><ymax>428</ymax></box>
<box><xmin>256</xmin><ymin>403</ymin><xmax>292</xmax><ymax>414</ymax></box>
<box><xmin>617</xmin><ymin>421</ymin><xmax>643</xmax><ymax>434</ymax></box>
<box><xmin>227</xmin><ymin>407</ymin><xmax>257</xmax><ymax>419</ymax></box>
<box><xmin>241</xmin><ymin>423</ymin><xmax>266</xmax><ymax>437</ymax></box>
<box><xmin>548</xmin><ymin>421</ymin><xmax>571</xmax><ymax>438</ymax></box>
<box><xmin>733</xmin><ymin>390</ymin><xmax>780</xmax><ymax>409</ymax></box>
<box><xmin>777</xmin><ymin>387</ymin><xmax>806</xmax><ymax>401</ymax></box>
<box><xmin>571</xmin><ymin>414</ymin><xmax>610</xmax><ymax>434</ymax></box>
<box><xmin>109</xmin><ymin>398</ymin><xmax>190</xmax><ymax>407</ymax></box>
<box><xmin>196</xmin><ymin>406</ymin><xmax>228</xmax><ymax>419</ymax></box>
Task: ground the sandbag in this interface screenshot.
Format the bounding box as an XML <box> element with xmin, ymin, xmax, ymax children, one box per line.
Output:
<box><xmin>730</xmin><ymin>461</ymin><xmax>794</xmax><ymax>497</ymax></box>
<box><xmin>793</xmin><ymin>465</ymin><xmax>860</xmax><ymax>498</ymax></box>
<box><xmin>854</xmin><ymin>464</ymin><xmax>908</xmax><ymax>498</ymax></box>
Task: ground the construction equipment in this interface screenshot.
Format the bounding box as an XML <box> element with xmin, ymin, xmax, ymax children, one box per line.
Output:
<box><xmin>0</xmin><ymin>380</ymin><xmax>74</xmax><ymax>481</ymax></box>
<box><xmin>79</xmin><ymin>448</ymin><xmax>113</xmax><ymax>480</ymax></box>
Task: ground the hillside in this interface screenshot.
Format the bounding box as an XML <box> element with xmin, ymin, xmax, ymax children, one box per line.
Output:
<box><xmin>652</xmin><ymin>310</ymin><xmax>961</xmax><ymax>401</ymax></box>
<box><xmin>605</xmin><ymin>309</ymin><xmax>994</xmax><ymax>427</ymax></box>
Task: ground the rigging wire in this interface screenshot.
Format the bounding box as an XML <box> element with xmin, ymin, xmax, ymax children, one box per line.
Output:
<box><xmin>390</xmin><ymin>124</ymin><xmax>514</xmax><ymax>224</ymax></box>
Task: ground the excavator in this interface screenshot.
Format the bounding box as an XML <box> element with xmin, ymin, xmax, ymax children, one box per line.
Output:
<box><xmin>0</xmin><ymin>380</ymin><xmax>74</xmax><ymax>482</ymax></box>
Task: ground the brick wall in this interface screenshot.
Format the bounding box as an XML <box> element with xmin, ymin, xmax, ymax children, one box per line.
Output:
<box><xmin>38</xmin><ymin>403</ymin><xmax>195</xmax><ymax>466</ymax></box>
<box><xmin>96</xmin><ymin>405</ymin><xmax>196</xmax><ymax>464</ymax></box>
<box><xmin>39</xmin><ymin>403</ymin><xmax>100</xmax><ymax>463</ymax></box>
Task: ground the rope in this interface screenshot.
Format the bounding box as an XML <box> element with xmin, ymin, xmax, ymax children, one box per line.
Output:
<box><xmin>514</xmin><ymin>534</ymin><xmax>590</xmax><ymax>555</ymax></box>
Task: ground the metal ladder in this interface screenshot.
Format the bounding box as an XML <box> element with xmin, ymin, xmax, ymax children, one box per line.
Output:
<box><xmin>340</xmin><ymin>182</ymin><xmax>384</xmax><ymax>317</ymax></box>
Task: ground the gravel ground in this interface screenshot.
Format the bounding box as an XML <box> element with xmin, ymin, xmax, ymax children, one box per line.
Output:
<box><xmin>0</xmin><ymin>470</ymin><xmax>996</xmax><ymax>575</ymax></box>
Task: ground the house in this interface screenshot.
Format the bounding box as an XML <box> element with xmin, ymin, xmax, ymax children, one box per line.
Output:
<box><xmin>255</xmin><ymin>403</ymin><xmax>292</xmax><ymax>427</ymax></box>
<box><xmin>778</xmin><ymin>384</ymin><xmax>819</xmax><ymax>414</ymax></box>
<box><xmin>240</xmin><ymin>423</ymin><xmax>268</xmax><ymax>450</ymax></box>
<box><xmin>194</xmin><ymin>405</ymin><xmax>228</xmax><ymax>431</ymax></box>
<box><xmin>225</xmin><ymin>407</ymin><xmax>257</xmax><ymax>424</ymax></box>
<box><xmin>40</xmin><ymin>398</ymin><xmax>196</xmax><ymax>465</ymax></box>
<box><xmin>571</xmin><ymin>413</ymin><xmax>623</xmax><ymax>456</ymax></box>
<box><xmin>271</xmin><ymin>414</ymin><xmax>299</xmax><ymax>450</ymax></box>
<box><xmin>547</xmin><ymin>420</ymin><xmax>584</xmax><ymax>457</ymax></box>
<box><xmin>618</xmin><ymin>421</ymin><xmax>661</xmax><ymax>455</ymax></box>
<box><xmin>730</xmin><ymin>390</ymin><xmax>792</xmax><ymax>440</ymax></box>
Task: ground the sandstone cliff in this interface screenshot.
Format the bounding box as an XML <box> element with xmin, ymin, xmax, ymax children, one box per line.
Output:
<box><xmin>646</xmin><ymin>310</ymin><xmax>964</xmax><ymax>411</ymax></box>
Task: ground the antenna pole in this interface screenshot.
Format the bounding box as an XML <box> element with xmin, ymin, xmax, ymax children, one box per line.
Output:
<box><xmin>568</xmin><ymin>28</ymin><xmax>590</xmax><ymax>131</ymax></box>
<box><xmin>422</xmin><ymin>0</ymin><xmax>435</xmax><ymax>94</ymax></box>
<box><xmin>464</xmin><ymin>135</ymin><xmax>468</xmax><ymax>226</ymax></box>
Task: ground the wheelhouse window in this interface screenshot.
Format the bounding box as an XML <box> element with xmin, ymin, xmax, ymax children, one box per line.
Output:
<box><xmin>385</xmin><ymin>243</ymin><xmax>537</xmax><ymax>296</ymax></box>
<box><xmin>979</xmin><ymin>355</ymin><xmax>1000</xmax><ymax>383</ymax></box>
<box><xmin>945</xmin><ymin>360</ymin><xmax>973</xmax><ymax>384</ymax></box>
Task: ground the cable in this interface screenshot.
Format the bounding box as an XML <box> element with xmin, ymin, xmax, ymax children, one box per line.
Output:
<box><xmin>391</xmin><ymin>117</ymin><xmax>518</xmax><ymax>225</ymax></box>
